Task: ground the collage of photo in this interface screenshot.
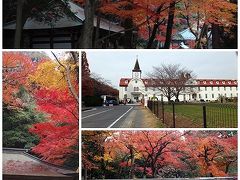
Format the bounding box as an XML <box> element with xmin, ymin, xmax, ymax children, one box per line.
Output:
<box><xmin>1</xmin><ymin>0</ymin><xmax>238</xmax><ymax>180</ymax></box>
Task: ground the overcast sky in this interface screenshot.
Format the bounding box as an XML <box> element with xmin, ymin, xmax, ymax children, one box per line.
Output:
<box><xmin>85</xmin><ymin>51</ymin><xmax>238</xmax><ymax>88</ymax></box>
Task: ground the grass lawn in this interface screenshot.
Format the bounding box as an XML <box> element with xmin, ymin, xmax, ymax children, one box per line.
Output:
<box><xmin>164</xmin><ymin>103</ymin><xmax>237</xmax><ymax>128</ymax></box>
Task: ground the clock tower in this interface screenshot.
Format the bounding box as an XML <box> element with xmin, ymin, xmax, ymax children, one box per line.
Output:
<box><xmin>132</xmin><ymin>58</ymin><xmax>141</xmax><ymax>79</ymax></box>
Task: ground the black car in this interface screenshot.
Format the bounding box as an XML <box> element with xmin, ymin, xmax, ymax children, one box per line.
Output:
<box><xmin>105</xmin><ymin>100</ymin><xmax>119</xmax><ymax>106</ymax></box>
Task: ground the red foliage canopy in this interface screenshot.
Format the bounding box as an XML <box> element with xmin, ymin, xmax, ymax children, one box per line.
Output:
<box><xmin>29</xmin><ymin>88</ymin><xmax>79</xmax><ymax>165</ymax></box>
<box><xmin>2</xmin><ymin>52</ymin><xmax>38</xmax><ymax>108</ymax></box>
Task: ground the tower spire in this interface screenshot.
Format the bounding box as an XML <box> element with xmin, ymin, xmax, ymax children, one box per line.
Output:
<box><xmin>133</xmin><ymin>56</ymin><xmax>141</xmax><ymax>72</ymax></box>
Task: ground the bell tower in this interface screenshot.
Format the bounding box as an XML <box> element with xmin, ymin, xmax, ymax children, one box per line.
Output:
<box><xmin>132</xmin><ymin>56</ymin><xmax>141</xmax><ymax>79</ymax></box>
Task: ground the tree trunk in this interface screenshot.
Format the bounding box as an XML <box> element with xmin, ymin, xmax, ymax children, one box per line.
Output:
<box><xmin>93</xmin><ymin>13</ymin><xmax>101</xmax><ymax>48</ymax></box>
<box><xmin>167</xmin><ymin>96</ymin><xmax>171</xmax><ymax>103</ymax></box>
<box><xmin>129</xmin><ymin>147</ymin><xmax>135</xmax><ymax>178</ymax></box>
<box><xmin>146</xmin><ymin>19</ymin><xmax>160</xmax><ymax>49</ymax></box>
<box><xmin>84</xmin><ymin>167</ymin><xmax>87</xmax><ymax>179</ymax></box>
<box><xmin>151</xmin><ymin>163</ymin><xmax>156</xmax><ymax>178</ymax></box>
<box><xmin>146</xmin><ymin>5</ymin><xmax>163</xmax><ymax>49</ymax></box>
<box><xmin>195</xmin><ymin>24</ymin><xmax>208</xmax><ymax>49</ymax></box>
<box><xmin>123</xmin><ymin>18</ymin><xmax>134</xmax><ymax>48</ymax></box>
<box><xmin>164</xmin><ymin>0</ymin><xmax>176</xmax><ymax>49</ymax></box>
<box><xmin>100</xmin><ymin>147</ymin><xmax>106</xmax><ymax>179</ymax></box>
<box><xmin>79</xmin><ymin>0</ymin><xmax>95</xmax><ymax>48</ymax></box>
<box><xmin>212</xmin><ymin>24</ymin><xmax>221</xmax><ymax>49</ymax></box>
<box><xmin>14</xmin><ymin>0</ymin><xmax>25</xmax><ymax>48</ymax></box>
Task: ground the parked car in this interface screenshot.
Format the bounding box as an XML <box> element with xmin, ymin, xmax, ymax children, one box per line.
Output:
<box><xmin>105</xmin><ymin>100</ymin><xmax>119</xmax><ymax>106</ymax></box>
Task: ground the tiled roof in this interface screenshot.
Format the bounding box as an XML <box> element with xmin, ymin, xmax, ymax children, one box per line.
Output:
<box><xmin>119</xmin><ymin>78</ymin><xmax>238</xmax><ymax>87</ymax></box>
<box><xmin>4</xmin><ymin>1</ymin><xmax>123</xmax><ymax>32</ymax></box>
<box><xmin>196</xmin><ymin>79</ymin><xmax>238</xmax><ymax>87</ymax></box>
<box><xmin>3</xmin><ymin>148</ymin><xmax>77</xmax><ymax>178</ymax></box>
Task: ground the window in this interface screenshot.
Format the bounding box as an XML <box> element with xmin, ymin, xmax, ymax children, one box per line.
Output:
<box><xmin>211</xmin><ymin>87</ymin><xmax>213</xmax><ymax>91</ymax></box>
<box><xmin>230</xmin><ymin>87</ymin><xmax>232</xmax><ymax>91</ymax></box>
<box><xmin>205</xmin><ymin>94</ymin><xmax>208</xmax><ymax>98</ymax></box>
<box><xmin>224</xmin><ymin>87</ymin><xmax>226</xmax><ymax>91</ymax></box>
<box><xmin>153</xmin><ymin>87</ymin><xmax>155</xmax><ymax>91</ymax></box>
<box><xmin>135</xmin><ymin>80</ymin><xmax>138</xmax><ymax>83</ymax></box>
<box><xmin>218</xmin><ymin>87</ymin><xmax>220</xmax><ymax>91</ymax></box>
<box><xmin>205</xmin><ymin>87</ymin><xmax>207</xmax><ymax>91</ymax></box>
<box><xmin>231</xmin><ymin>93</ymin><xmax>232</xmax><ymax>97</ymax></box>
<box><xmin>199</xmin><ymin>94</ymin><xmax>201</xmax><ymax>98</ymax></box>
<box><xmin>125</xmin><ymin>87</ymin><xmax>127</xmax><ymax>91</ymax></box>
<box><xmin>145</xmin><ymin>87</ymin><xmax>148</xmax><ymax>91</ymax></box>
<box><xmin>212</xmin><ymin>94</ymin><xmax>214</xmax><ymax>98</ymax></box>
<box><xmin>134</xmin><ymin>87</ymin><xmax>139</xmax><ymax>91</ymax></box>
<box><xmin>198</xmin><ymin>87</ymin><xmax>200</xmax><ymax>91</ymax></box>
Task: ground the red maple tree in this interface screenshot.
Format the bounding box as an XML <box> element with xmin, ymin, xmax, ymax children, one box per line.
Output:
<box><xmin>29</xmin><ymin>88</ymin><xmax>79</xmax><ymax>165</ymax></box>
<box><xmin>2</xmin><ymin>52</ymin><xmax>38</xmax><ymax>108</ymax></box>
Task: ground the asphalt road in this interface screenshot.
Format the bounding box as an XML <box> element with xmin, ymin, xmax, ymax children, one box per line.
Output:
<box><xmin>82</xmin><ymin>105</ymin><xmax>158</xmax><ymax>128</ymax></box>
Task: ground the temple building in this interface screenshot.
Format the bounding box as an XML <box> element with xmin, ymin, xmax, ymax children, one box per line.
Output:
<box><xmin>3</xmin><ymin>148</ymin><xmax>78</xmax><ymax>180</ymax></box>
<box><xmin>119</xmin><ymin>59</ymin><xmax>238</xmax><ymax>104</ymax></box>
<box><xmin>3</xmin><ymin>1</ymin><xmax>124</xmax><ymax>49</ymax></box>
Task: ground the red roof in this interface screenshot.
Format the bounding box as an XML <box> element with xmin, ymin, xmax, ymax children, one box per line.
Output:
<box><xmin>119</xmin><ymin>78</ymin><xmax>238</xmax><ymax>87</ymax></box>
<box><xmin>196</xmin><ymin>79</ymin><xmax>238</xmax><ymax>87</ymax></box>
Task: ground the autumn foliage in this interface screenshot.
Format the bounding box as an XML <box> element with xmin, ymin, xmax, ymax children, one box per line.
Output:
<box><xmin>82</xmin><ymin>131</ymin><xmax>237</xmax><ymax>179</ymax></box>
<box><xmin>3</xmin><ymin>51</ymin><xmax>79</xmax><ymax>168</ymax></box>
<box><xmin>29</xmin><ymin>53</ymin><xmax>79</xmax><ymax>167</ymax></box>
<box><xmin>3</xmin><ymin>52</ymin><xmax>38</xmax><ymax>108</ymax></box>
<box><xmin>29</xmin><ymin>88</ymin><xmax>78</xmax><ymax>165</ymax></box>
<box><xmin>99</xmin><ymin>0</ymin><xmax>236</xmax><ymax>48</ymax></box>
<box><xmin>81</xmin><ymin>51</ymin><xmax>119</xmax><ymax>107</ymax></box>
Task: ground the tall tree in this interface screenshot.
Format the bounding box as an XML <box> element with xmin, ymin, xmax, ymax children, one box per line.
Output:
<box><xmin>28</xmin><ymin>52</ymin><xmax>79</xmax><ymax>168</ymax></box>
<box><xmin>3</xmin><ymin>52</ymin><xmax>38</xmax><ymax>108</ymax></box>
<box><xmin>179</xmin><ymin>0</ymin><xmax>237</xmax><ymax>48</ymax></box>
<box><xmin>78</xmin><ymin>0</ymin><xmax>96</xmax><ymax>48</ymax></box>
<box><xmin>81</xmin><ymin>51</ymin><xmax>94</xmax><ymax>97</ymax></box>
<box><xmin>29</xmin><ymin>88</ymin><xmax>79</xmax><ymax>167</ymax></box>
<box><xmin>164</xmin><ymin>0</ymin><xmax>176</xmax><ymax>49</ymax></box>
<box><xmin>147</xmin><ymin>64</ymin><xmax>193</xmax><ymax>102</ymax></box>
<box><xmin>82</xmin><ymin>130</ymin><xmax>237</xmax><ymax>178</ymax></box>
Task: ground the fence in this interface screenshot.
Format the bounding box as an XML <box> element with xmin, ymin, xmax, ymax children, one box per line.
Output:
<box><xmin>147</xmin><ymin>100</ymin><xmax>237</xmax><ymax>128</ymax></box>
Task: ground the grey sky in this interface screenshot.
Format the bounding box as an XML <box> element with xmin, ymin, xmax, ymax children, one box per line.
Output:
<box><xmin>85</xmin><ymin>51</ymin><xmax>238</xmax><ymax>88</ymax></box>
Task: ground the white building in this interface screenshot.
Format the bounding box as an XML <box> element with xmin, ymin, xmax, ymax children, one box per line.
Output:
<box><xmin>119</xmin><ymin>60</ymin><xmax>238</xmax><ymax>103</ymax></box>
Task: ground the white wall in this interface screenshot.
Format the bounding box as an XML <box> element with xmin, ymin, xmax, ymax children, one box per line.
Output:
<box><xmin>119</xmin><ymin>84</ymin><xmax>238</xmax><ymax>102</ymax></box>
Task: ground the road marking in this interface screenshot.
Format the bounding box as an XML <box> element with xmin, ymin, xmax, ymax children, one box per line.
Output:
<box><xmin>82</xmin><ymin>109</ymin><xmax>113</xmax><ymax>119</ymax></box>
<box><xmin>83</xmin><ymin>108</ymin><xmax>97</xmax><ymax>112</ymax></box>
<box><xmin>107</xmin><ymin>106</ymin><xmax>134</xmax><ymax>128</ymax></box>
